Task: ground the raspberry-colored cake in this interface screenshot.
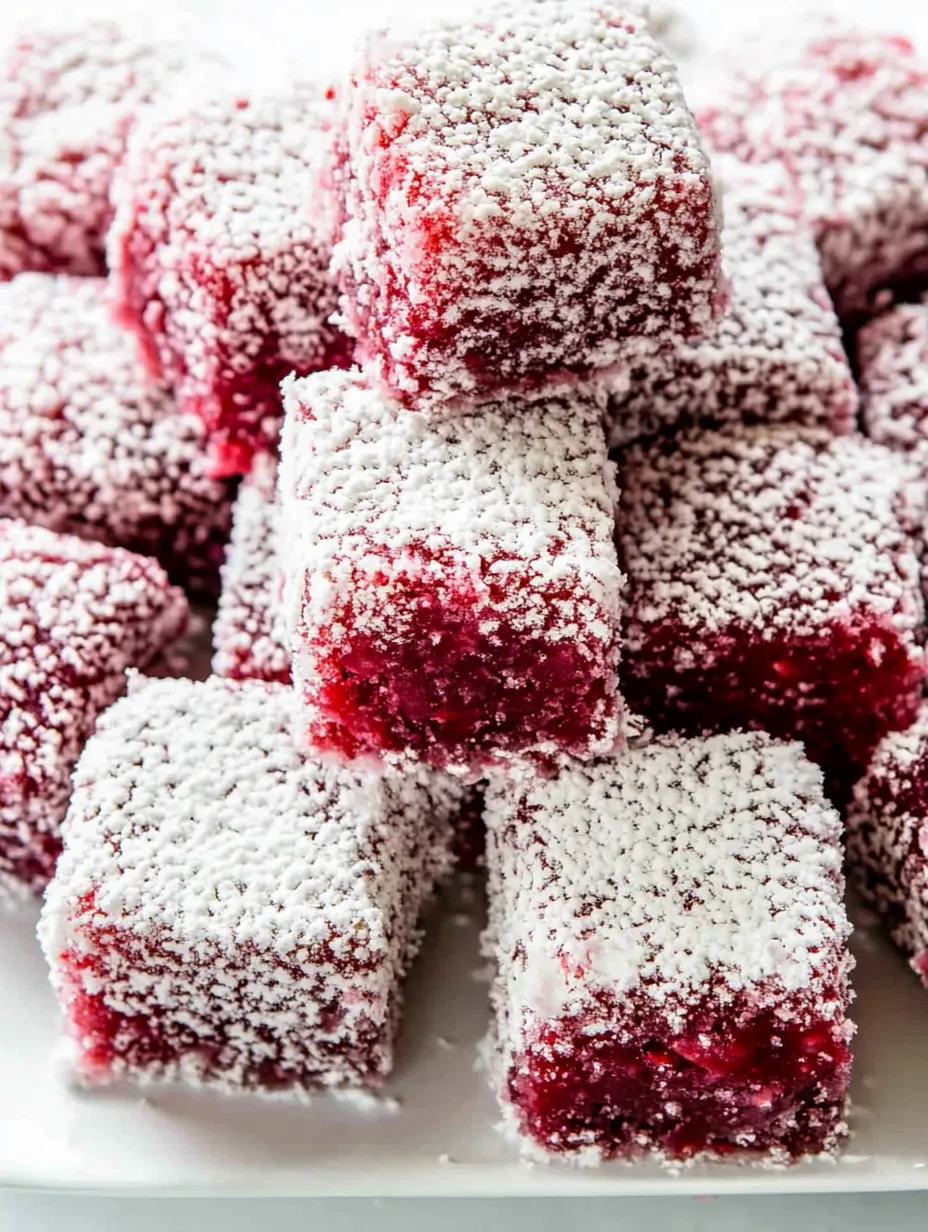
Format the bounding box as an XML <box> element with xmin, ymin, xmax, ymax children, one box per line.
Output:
<box><xmin>0</xmin><ymin>274</ymin><xmax>232</xmax><ymax>596</ymax></box>
<box><xmin>0</xmin><ymin>21</ymin><xmax>225</xmax><ymax>281</ymax></box>
<box><xmin>617</xmin><ymin>426</ymin><xmax>925</xmax><ymax>778</ymax></box>
<box><xmin>212</xmin><ymin>454</ymin><xmax>290</xmax><ymax>685</ymax></box>
<box><xmin>857</xmin><ymin>301</ymin><xmax>928</xmax><ymax>455</ymax></box>
<box><xmin>109</xmin><ymin>85</ymin><xmax>351</xmax><ymax>476</ymax></box>
<box><xmin>484</xmin><ymin>729</ymin><xmax>854</xmax><ymax>1162</ymax></box>
<box><xmin>846</xmin><ymin>704</ymin><xmax>928</xmax><ymax>988</ymax></box>
<box><xmin>334</xmin><ymin>0</ymin><xmax>723</xmax><ymax>414</ymax></box>
<box><xmin>0</xmin><ymin>522</ymin><xmax>188</xmax><ymax>898</ymax></box>
<box><xmin>279</xmin><ymin>369</ymin><xmax>625</xmax><ymax>773</ymax></box>
<box><xmin>39</xmin><ymin>675</ymin><xmax>457</xmax><ymax>1093</ymax></box>
<box><xmin>607</xmin><ymin>158</ymin><xmax>857</xmax><ymax>448</ymax></box>
<box><xmin>697</xmin><ymin>20</ymin><xmax>928</xmax><ymax>320</ymax></box>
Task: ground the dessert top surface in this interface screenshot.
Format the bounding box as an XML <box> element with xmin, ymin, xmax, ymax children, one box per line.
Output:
<box><xmin>486</xmin><ymin>729</ymin><xmax>849</xmax><ymax>1008</ymax></box>
<box><xmin>619</xmin><ymin>425</ymin><xmax>923</xmax><ymax>637</ymax></box>
<box><xmin>849</xmin><ymin>701</ymin><xmax>928</xmax><ymax>821</ymax></box>
<box><xmin>46</xmin><ymin>676</ymin><xmax>439</xmax><ymax>953</ymax></box>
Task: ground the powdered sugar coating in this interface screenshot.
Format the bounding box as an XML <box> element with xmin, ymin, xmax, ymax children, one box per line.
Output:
<box><xmin>0</xmin><ymin>21</ymin><xmax>226</xmax><ymax>280</ymax></box>
<box><xmin>617</xmin><ymin>426</ymin><xmax>925</xmax><ymax>771</ymax></box>
<box><xmin>109</xmin><ymin>84</ymin><xmax>351</xmax><ymax>476</ymax></box>
<box><xmin>484</xmin><ymin>729</ymin><xmax>853</xmax><ymax>1161</ymax></box>
<box><xmin>846</xmin><ymin>705</ymin><xmax>928</xmax><ymax>988</ymax></box>
<box><xmin>39</xmin><ymin>675</ymin><xmax>457</xmax><ymax>1092</ymax></box>
<box><xmin>335</xmin><ymin>0</ymin><xmax>722</xmax><ymax>413</ymax></box>
<box><xmin>212</xmin><ymin>454</ymin><xmax>290</xmax><ymax>684</ymax></box>
<box><xmin>697</xmin><ymin>20</ymin><xmax>928</xmax><ymax>320</ymax></box>
<box><xmin>279</xmin><ymin>368</ymin><xmax>624</xmax><ymax>772</ymax></box>
<box><xmin>0</xmin><ymin>522</ymin><xmax>188</xmax><ymax>897</ymax></box>
<box><xmin>0</xmin><ymin>273</ymin><xmax>232</xmax><ymax>595</ymax></box>
<box><xmin>607</xmin><ymin>157</ymin><xmax>857</xmax><ymax>448</ymax></box>
<box><xmin>857</xmin><ymin>302</ymin><xmax>928</xmax><ymax>454</ymax></box>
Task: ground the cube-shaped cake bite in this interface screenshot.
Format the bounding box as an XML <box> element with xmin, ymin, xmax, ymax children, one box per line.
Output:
<box><xmin>279</xmin><ymin>370</ymin><xmax>625</xmax><ymax>773</ymax></box>
<box><xmin>212</xmin><ymin>455</ymin><xmax>290</xmax><ymax>685</ymax></box>
<box><xmin>857</xmin><ymin>301</ymin><xmax>928</xmax><ymax>455</ymax></box>
<box><xmin>109</xmin><ymin>85</ymin><xmax>351</xmax><ymax>476</ymax></box>
<box><xmin>335</xmin><ymin>0</ymin><xmax>723</xmax><ymax>414</ymax></box>
<box><xmin>846</xmin><ymin>704</ymin><xmax>928</xmax><ymax>988</ymax></box>
<box><xmin>0</xmin><ymin>21</ymin><xmax>225</xmax><ymax>280</ymax></box>
<box><xmin>0</xmin><ymin>274</ymin><xmax>232</xmax><ymax>596</ymax></box>
<box><xmin>484</xmin><ymin>730</ymin><xmax>854</xmax><ymax>1162</ymax></box>
<box><xmin>697</xmin><ymin>21</ymin><xmax>928</xmax><ymax>320</ymax></box>
<box><xmin>607</xmin><ymin>158</ymin><xmax>857</xmax><ymax>448</ymax></box>
<box><xmin>617</xmin><ymin>426</ymin><xmax>925</xmax><ymax>777</ymax></box>
<box><xmin>0</xmin><ymin>522</ymin><xmax>188</xmax><ymax>898</ymax></box>
<box><xmin>39</xmin><ymin>675</ymin><xmax>457</xmax><ymax>1092</ymax></box>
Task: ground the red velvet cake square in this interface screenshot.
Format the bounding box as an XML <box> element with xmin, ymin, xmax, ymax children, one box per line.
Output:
<box><xmin>212</xmin><ymin>454</ymin><xmax>290</xmax><ymax>685</ymax></box>
<box><xmin>279</xmin><ymin>369</ymin><xmax>625</xmax><ymax>773</ymax></box>
<box><xmin>0</xmin><ymin>273</ymin><xmax>232</xmax><ymax>596</ymax></box>
<box><xmin>39</xmin><ymin>675</ymin><xmax>457</xmax><ymax>1093</ymax></box>
<box><xmin>846</xmin><ymin>703</ymin><xmax>928</xmax><ymax>988</ymax></box>
<box><xmin>697</xmin><ymin>20</ymin><xmax>928</xmax><ymax>320</ymax></box>
<box><xmin>0</xmin><ymin>21</ymin><xmax>225</xmax><ymax>280</ymax></box>
<box><xmin>484</xmin><ymin>729</ymin><xmax>854</xmax><ymax>1162</ymax></box>
<box><xmin>109</xmin><ymin>84</ymin><xmax>352</xmax><ymax>477</ymax></box>
<box><xmin>334</xmin><ymin>0</ymin><xmax>723</xmax><ymax>414</ymax></box>
<box><xmin>617</xmin><ymin>426</ymin><xmax>925</xmax><ymax>775</ymax></box>
<box><xmin>0</xmin><ymin>522</ymin><xmax>188</xmax><ymax>898</ymax></box>
<box><xmin>857</xmin><ymin>301</ymin><xmax>928</xmax><ymax>456</ymax></box>
<box><xmin>607</xmin><ymin>157</ymin><xmax>857</xmax><ymax>448</ymax></box>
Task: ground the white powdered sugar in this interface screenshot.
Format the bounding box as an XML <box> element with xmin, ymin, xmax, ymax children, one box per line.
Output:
<box><xmin>39</xmin><ymin>675</ymin><xmax>458</xmax><ymax>1092</ymax></box>
<box><xmin>0</xmin><ymin>273</ymin><xmax>232</xmax><ymax>594</ymax></box>
<box><xmin>0</xmin><ymin>522</ymin><xmax>188</xmax><ymax>897</ymax></box>
<box><xmin>857</xmin><ymin>301</ymin><xmax>928</xmax><ymax>454</ymax></box>
<box><xmin>607</xmin><ymin>157</ymin><xmax>857</xmax><ymax>448</ymax></box>
<box><xmin>335</xmin><ymin>0</ymin><xmax>721</xmax><ymax>411</ymax></box>
<box><xmin>212</xmin><ymin>454</ymin><xmax>290</xmax><ymax>683</ymax></box>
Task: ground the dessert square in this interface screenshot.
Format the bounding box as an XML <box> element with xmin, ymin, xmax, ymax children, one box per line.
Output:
<box><xmin>484</xmin><ymin>729</ymin><xmax>854</xmax><ymax>1162</ymax></box>
<box><xmin>335</xmin><ymin>0</ymin><xmax>723</xmax><ymax>413</ymax></box>
<box><xmin>0</xmin><ymin>21</ymin><xmax>224</xmax><ymax>280</ymax></box>
<box><xmin>607</xmin><ymin>158</ymin><xmax>857</xmax><ymax>448</ymax></box>
<box><xmin>0</xmin><ymin>273</ymin><xmax>232</xmax><ymax>596</ymax></box>
<box><xmin>846</xmin><ymin>703</ymin><xmax>928</xmax><ymax>988</ymax></box>
<box><xmin>109</xmin><ymin>84</ymin><xmax>352</xmax><ymax>477</ymax></box>
<box><xmin>617</xmin><ymin>426</ymin><xmax>925</xmax><ymax>776</ymax></box>
<box><xmin>279</xmin><ymin>369</ymin><xmax>624</xmax><ymax>773</ymax></box>
<box><xmin>857</xmin><ymin>301</ymin><xmax>928</xmax><ymax>456</ymax></box>
<box><xmin>39</xmin><ymin>675</ymin><xmax>456</xmax><ymax>1093</ymax></box>
<box><xmin>0</xmin><ymin>522</ymin><xmax>188</xmax><ymax>897</ymax></box>
<box><xmin>697</xmin><ymin>20</ymin><xmax>928</xmax><ymax>319</ymax></box>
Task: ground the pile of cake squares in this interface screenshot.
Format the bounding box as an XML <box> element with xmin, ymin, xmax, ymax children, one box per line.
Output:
<box><xmin>4</xmin><ymin>1</ymin><xmax>928</xmax><ymax>1167</ymax></box>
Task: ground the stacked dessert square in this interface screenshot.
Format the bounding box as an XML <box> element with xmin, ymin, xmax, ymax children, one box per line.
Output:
<box><xmin>0</xmin><ymin>0</ymin><xmax>925</xmax><ymax>1168</ymax></box>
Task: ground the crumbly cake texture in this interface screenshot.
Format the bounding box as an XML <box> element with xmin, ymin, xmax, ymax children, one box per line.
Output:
<box><xmin>846</xmin><ymin>704</ymin><xmax>928</xmax><ymax>988</ymax></box>
<box><xmin>857</xmin><ymin>301</ymin><xmax>928</xmax><ymax>456</ymax></box>
<box><xmin>212</xmin><ymin>454</ymin><xmax>290</xmax><ymax>684</ymax></box>
<box><xmin>617</xmin><ymin>426</ymin><xmax>925</xmax><ymax>779</ymax></box>
<box><xmin>334</xmin><ymin>0</ymin><xmax>723</xmax><ymax>414</ymax></box>
<box><xmin>697</xmin><ymin>20</ymin><xmax>928</xmax><ymax>321</ymax></box>
<box><xmin>0</xmin><ymin>522</ymin><xmax>188</xmax><ymax>897</ymax></box>
<box><xmin>40</xmin><ymin>675</ymin><xmax>459</xmax><ymax>1094</ymax></box>
<box><xmin>0</xmin><ymin>274</ymin><xmax>232</xmax><ymax>596</ymax></box>
<box><xmin>607</xmin><ymin>157</ymin><xmax>857</xmax><ymax>448</ymax></box>
<box><xmin>109</xmin><ymin>84</ymin><xmax>352</xmax><ymax>477</ymax></box>
<box><xmin>279</xmin><ymin>368</ymin><xmax>625</xmax><ymax>773</ymax></box>
<box><xmin>483</xmin><ymin>729</ymin><xmax>854</xmax><ymax>1162</ymax></box>
<box><xmin>0</xmin><ymin>21</ymin><xmax>225</xmax><ymax>281</ymax></box>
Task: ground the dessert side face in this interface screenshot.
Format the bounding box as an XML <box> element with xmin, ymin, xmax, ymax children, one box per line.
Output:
<box><xmin>617</xmin><ymin>426</ymin><xmax>925</xmax><ymax>778</ymax></box>
<box><xmin>607</xmin><ymin>158</ymin><xmax>857</xmax><ymax>448</ymax></box>
<box><xmin>0</xmin><ymin>273</ymin><xmax>232</xmax><ymax>596</ymax></box>
<box><xmin>0</xmin><ymin>522</ymin><xmax>188</xmax><ymax>897</ymax></box>
<box><xmin>697</xmin><ymin>21</ymin><xmax>928</xmax><ymax>320</ymax></box>
<box><xmin>857</xmin><ymin>301</ymin><xmax>928</xmax><ymax>455</ymax></box>
<box><xmin>0</xmin><ymin>21</ymin><xmax>225</xmax><ymax>281</ymax></box>
<box><xmin>39</xmin><ymin>675</ymin><xmax>457</xmax><ymax>1094</ymax></box>
<box><xmin>335</xmin><ymin>0</ymin><xmax>723</xmax><ymax>413</ymax></box>
<box><xmin>846</xmin><ymin>705</ymin><xmax>928</xmax><ymax>988</ymax></box>
<box><xmin>483</xmin><ymin>730</ymin><xmax>854</xmax><ymax>1162</ymax></box>
<box><xmin>279</xmin><ymin>369</ymin><xmax>625</xmax><ymax>773</ymax></box>
<box><xmin>108</xmin><ymin>85</ymin><xmax>352</xmax><ymax>477</ymax></box>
